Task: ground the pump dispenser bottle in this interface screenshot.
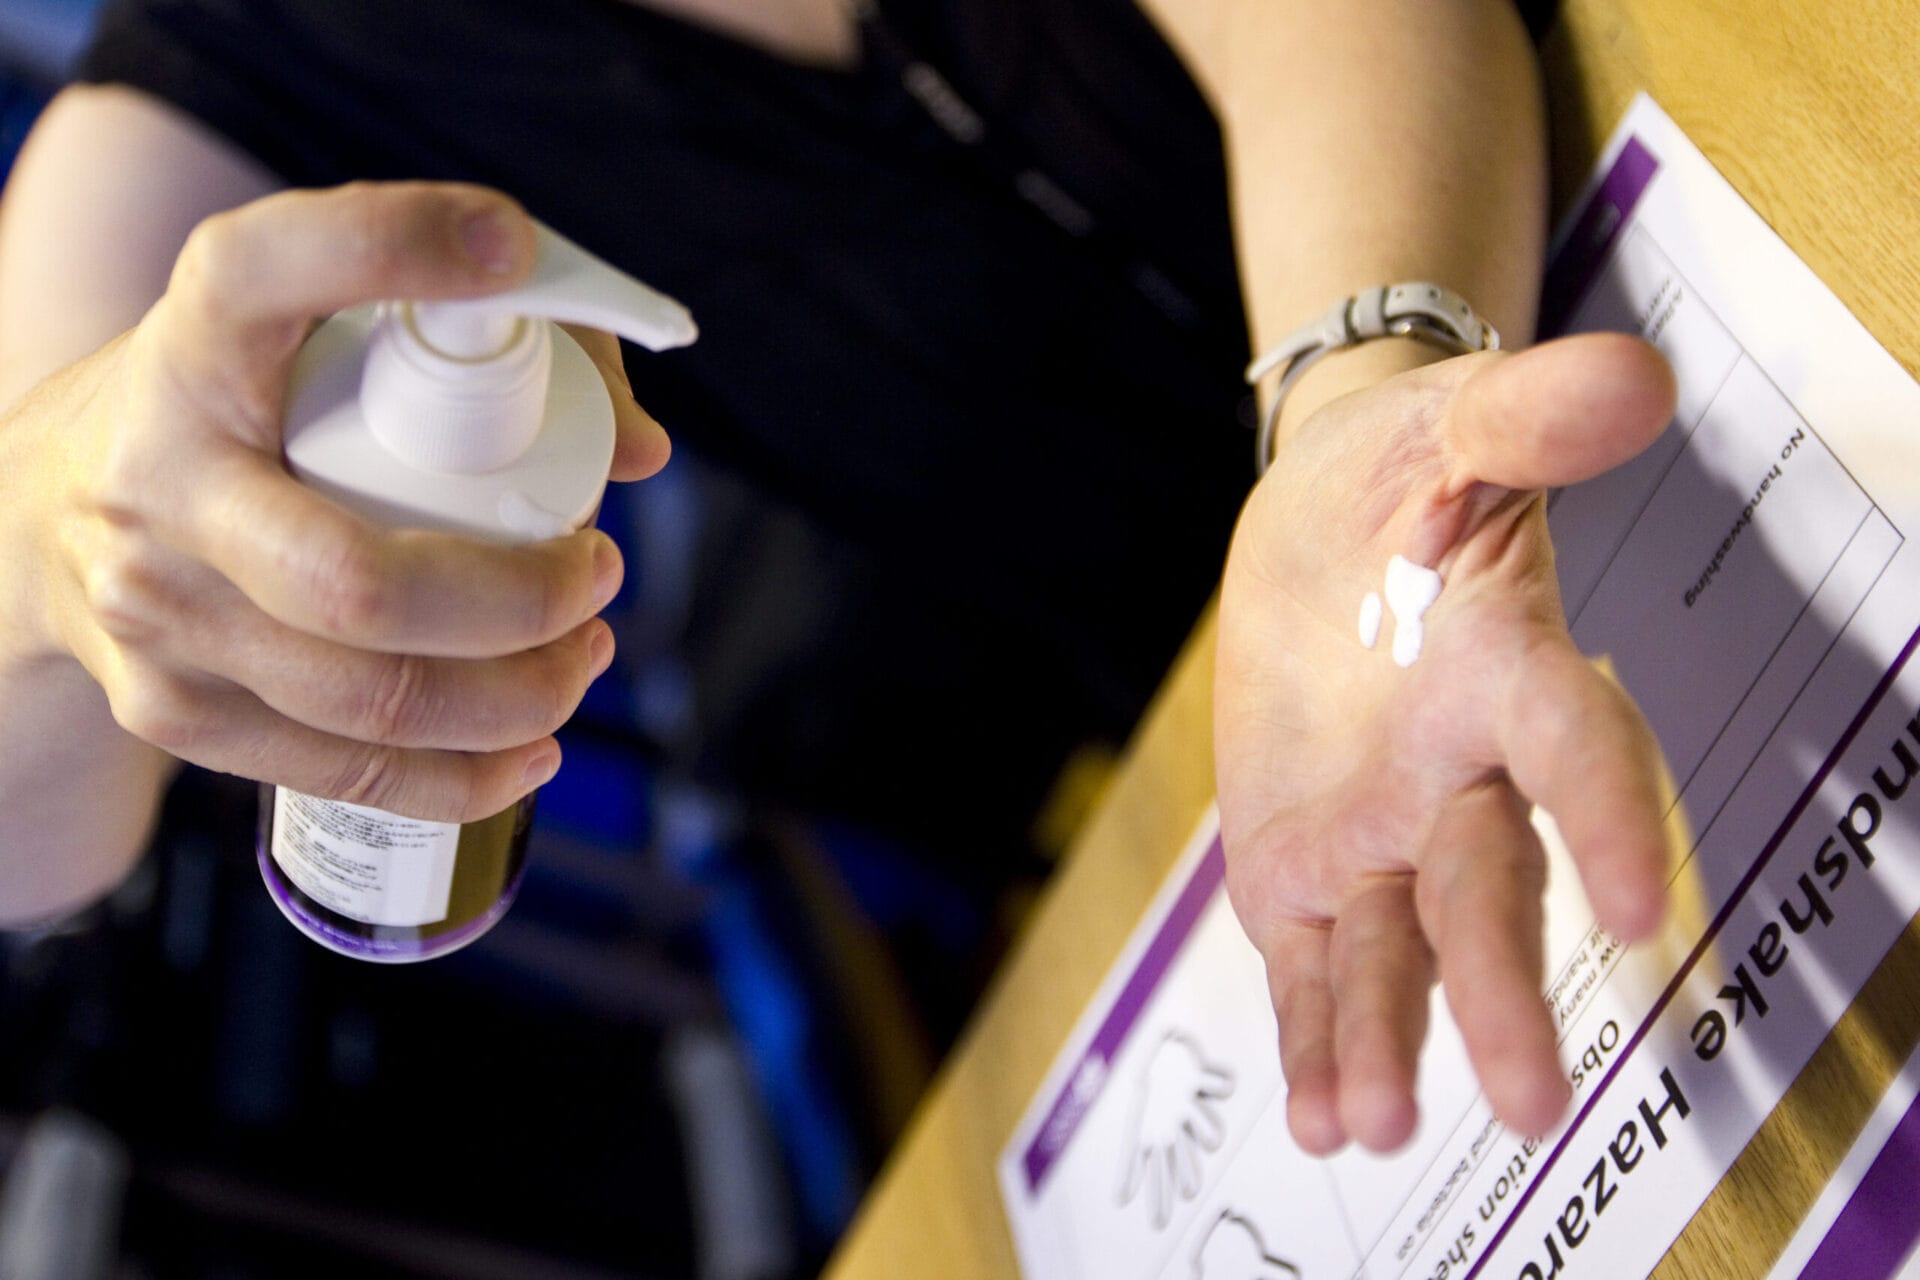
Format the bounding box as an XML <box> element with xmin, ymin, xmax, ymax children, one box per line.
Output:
<box><xmin>260</xmin><ymin>222</ymin><xmax>696</xmax><ymax>962</ymax></box>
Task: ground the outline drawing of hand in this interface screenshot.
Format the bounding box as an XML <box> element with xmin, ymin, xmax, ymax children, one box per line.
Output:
<box><xmin>1114</xmin><ymin>1029</ymin><xmax>1236</xmax><ymax>1230</ymax></box>
<box><xmin>1190</xmin><ymin>1209</ymin><xmax>1302</xmax><ymax>1279</ymax></box>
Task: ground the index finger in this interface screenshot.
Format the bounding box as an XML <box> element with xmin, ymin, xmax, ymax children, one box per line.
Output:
<box><xmin>160</xmin><ymin>182</ymin><xmax>536</xmax><ymax>361</ymax></box>
<box><xmin>1498</xmin><ymin>637</ymin><xmax>1672</xmax><ymax>941</ymax></box>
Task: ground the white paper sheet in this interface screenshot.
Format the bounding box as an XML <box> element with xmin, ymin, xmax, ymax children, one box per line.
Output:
<box><xmin>1000</xmin><ymin>95</ymin><xmax>1920</xmax><ymax>1280</ymax></box>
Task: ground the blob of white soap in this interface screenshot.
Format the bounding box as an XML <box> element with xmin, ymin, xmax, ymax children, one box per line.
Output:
<box><xmin>1358</xmin><ymin>592</ymin><xmax>1383</xmax><ymax>649</ymax></box>
<box><xmin>1384</xmin><ymin>554</ymin><xmax>1444</xmax><ymax>668</ymax></box>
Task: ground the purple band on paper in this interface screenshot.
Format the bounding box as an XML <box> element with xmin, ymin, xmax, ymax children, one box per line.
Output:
<box><xmin>1539</xmin><ymin>135</ymin><xmax>1661</xmax><ymax>338</ymax></box>
<box><xmin>1798</xmin><ymin>1089</ymin><xmax>1920</xmax><ymax>1280</ymax></box>
<box><xmin>1021</xmin><ymin>834</ymin><xmax>1227</xmax><ymax>1195</ymax></box>
<box><xmin>1466</xmin><ymin>621</ymin><xmax>1920</xmax><ymax>1278</ymax></box>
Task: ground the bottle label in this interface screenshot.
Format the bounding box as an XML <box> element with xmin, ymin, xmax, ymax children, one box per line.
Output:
<box><xmin>270</xmin><ymin>789</ymin><xmax>460</xmax><ymax>927</ymax></box>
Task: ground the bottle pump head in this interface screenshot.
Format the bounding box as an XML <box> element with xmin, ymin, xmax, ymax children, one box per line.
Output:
<box><xmin>284</xmin><ymin>221</ymin><xmax>697</xmax><ymax>543</ymax></box>
<box><xmin>361</xmin><ymin>224</ymin><xmax>698</xmax><ymax>474</ymax></box>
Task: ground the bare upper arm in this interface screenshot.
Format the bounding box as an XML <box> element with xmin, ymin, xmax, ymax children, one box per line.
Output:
<box><xmin>0</xmin><ymin>83</ymin><xmax>284</xmax><ymax>407</ymax></box>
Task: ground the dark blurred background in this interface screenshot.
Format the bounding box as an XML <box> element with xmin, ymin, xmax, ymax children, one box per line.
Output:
<box><xmin>0</xmin><ymin>11</ymin><xmax>1063</xmax><ymax>1272</ymax></box>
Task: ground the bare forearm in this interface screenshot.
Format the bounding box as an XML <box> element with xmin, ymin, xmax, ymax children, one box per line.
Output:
<box><xmin>1138</xmin><ymin>0</ymin><xmax>1548</xmax><ymax>434</ymax></box>
<box><xmin>0</xmin><ymin>658</ymin><xmax>174</xmax><ymax>925</ymax></box>
<box><xmin>0</xmin><ymin>86</ymin><xmax>280</xmax><ymax>914</ymax></box>
<box><xmin>0</xmin><ymin>342</ymin><xmax>176</xmax><ymax>920</ymax></box>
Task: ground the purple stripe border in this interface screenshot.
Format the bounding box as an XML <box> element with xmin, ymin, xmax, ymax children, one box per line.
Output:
<box><xmin>1798</xmin><ymin>1088</ymin><xmax>1920</xmax><ymax>1279</ymax></box>
<box><xmin>1021</xmin><ymin>835</ymin><xmax>1227</xmax><ymax>1194</ymax></box>
<box><xmin>1540</xmin><ymin>135</ymin><xmax>1661</xmax><ymax>339</ymax></box>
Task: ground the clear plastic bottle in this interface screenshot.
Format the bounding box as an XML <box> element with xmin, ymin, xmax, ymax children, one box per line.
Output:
<box><xmin>258</xmin><ymin>223</ymin><xmax>696</xmax><ymax>962</ymax></box>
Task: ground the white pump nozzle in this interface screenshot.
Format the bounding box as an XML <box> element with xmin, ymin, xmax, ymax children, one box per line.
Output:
<box><xmin>357</xmin><ymin>222</ymin><xmax>696</xmax><ymax>477</ymax></box>
<box><xmin>411</xmin><ymin>223</ymin><xmax>700</xmax><ymax>357</ymax></box>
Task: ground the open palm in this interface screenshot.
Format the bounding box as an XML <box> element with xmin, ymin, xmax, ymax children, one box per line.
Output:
<box><xmin>1215</xmin><ymin>334</ymin><xmax>1678</xmax><ymax>1154</ymax></box>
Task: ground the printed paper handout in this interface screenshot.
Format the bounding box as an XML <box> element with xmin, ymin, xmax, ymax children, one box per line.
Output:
<box><xmin>999</xmin><ymin>95</ymin><xmax>1920</xmax><ymax>1280</ymax></box>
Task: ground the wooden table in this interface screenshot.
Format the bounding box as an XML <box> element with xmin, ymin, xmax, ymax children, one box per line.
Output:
<box><xmin>824</xmin><ymin>2</ymin><xmax>1920</xmax><ymax>1276</ymax></box>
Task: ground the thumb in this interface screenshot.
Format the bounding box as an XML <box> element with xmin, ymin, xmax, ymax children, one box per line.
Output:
<box><xmin>1444</xmin><ymin>332</ymin><xmax>1676</xmax><ymax>492</ymax></box>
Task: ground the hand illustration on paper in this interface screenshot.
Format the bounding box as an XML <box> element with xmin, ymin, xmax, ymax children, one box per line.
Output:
<box><xmin>1115</xmin><ymin>1030</ymin><xmax>1236</xmax><ymax>1230</ymax></box>
<box><xmin>1190</xmin><ymin>1209</ymin><xmax>1302</xmax><ymax>1279</ymax></box>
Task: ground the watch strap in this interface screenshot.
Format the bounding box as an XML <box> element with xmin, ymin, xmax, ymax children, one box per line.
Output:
<box><xmin>1244</xmin><ymin>283</ymin><xmax>1501</xmax><ymax>475</ymax></box>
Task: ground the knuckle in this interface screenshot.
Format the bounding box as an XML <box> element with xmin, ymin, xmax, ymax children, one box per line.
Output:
<box><xmin>1528</xmin><ymin>694</ymin><xmax>1583</xmax><ymax>760</ymax></box>
<box><xmin>303</xmin><ymin>535</ymin><xmax>393</xmax><ymax>637</ymax></box>
<box><xmin>160</xmin><ymin>211</ymin><xmax>303</xmax><ymax>403</ymax></box>
<box><xmin>362</xmin><ymin>653</ymin><xmax>437</xmax><ymax>744</ymax></box>
<box><xmin>81</xmin><ymin>536</ymin><xmax>163</xmax><ymax>645</ymax></box>
<box><xmin>326</xmin><ymin>745</ymin><xmax>494</xmax><ymax>824</ymax></box>
<box><xmin>329</xmin><ymin>744</ymin><xmax>406</xmax><ymax>811</ymax></box>
<box><xmin>331</xmin><ymin>182</ymin><xmax>418</xmax><ymax>281</ymax></box>
<box><xmin>173</xmin><ymin>210</ymin><xmax>248</xmax><ymax>322</ymax></box>
<box><xmin>108</xmin><ymin>667</ymin><xmax>202</xmax><ymax>755</ymax></box>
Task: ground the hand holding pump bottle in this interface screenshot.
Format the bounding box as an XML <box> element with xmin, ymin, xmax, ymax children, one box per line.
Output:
<box><xmin>260</xmin><ymin>221</ymin><xmax>697</xmax><ymax>962</ymax></box>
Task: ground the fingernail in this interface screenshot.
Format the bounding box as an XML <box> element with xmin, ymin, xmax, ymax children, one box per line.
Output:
<box><xmin>587</xmin><ymin>623</ymin><xmax>615</xmax><ymax>678</ymax></box>
<box><xmin>590</xmin><ymin>534</ymin><xmax>623</xmax><ymax>609</ymax></box>
<box><xmin>523</xmin><ymin>746</ymin><xmax>561</xmax><ymax>789</ymax></box>
<box><xmin>460</xmin><ymin>206</ymin><xmax>521</xmax><ymax>276</ymax></box>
